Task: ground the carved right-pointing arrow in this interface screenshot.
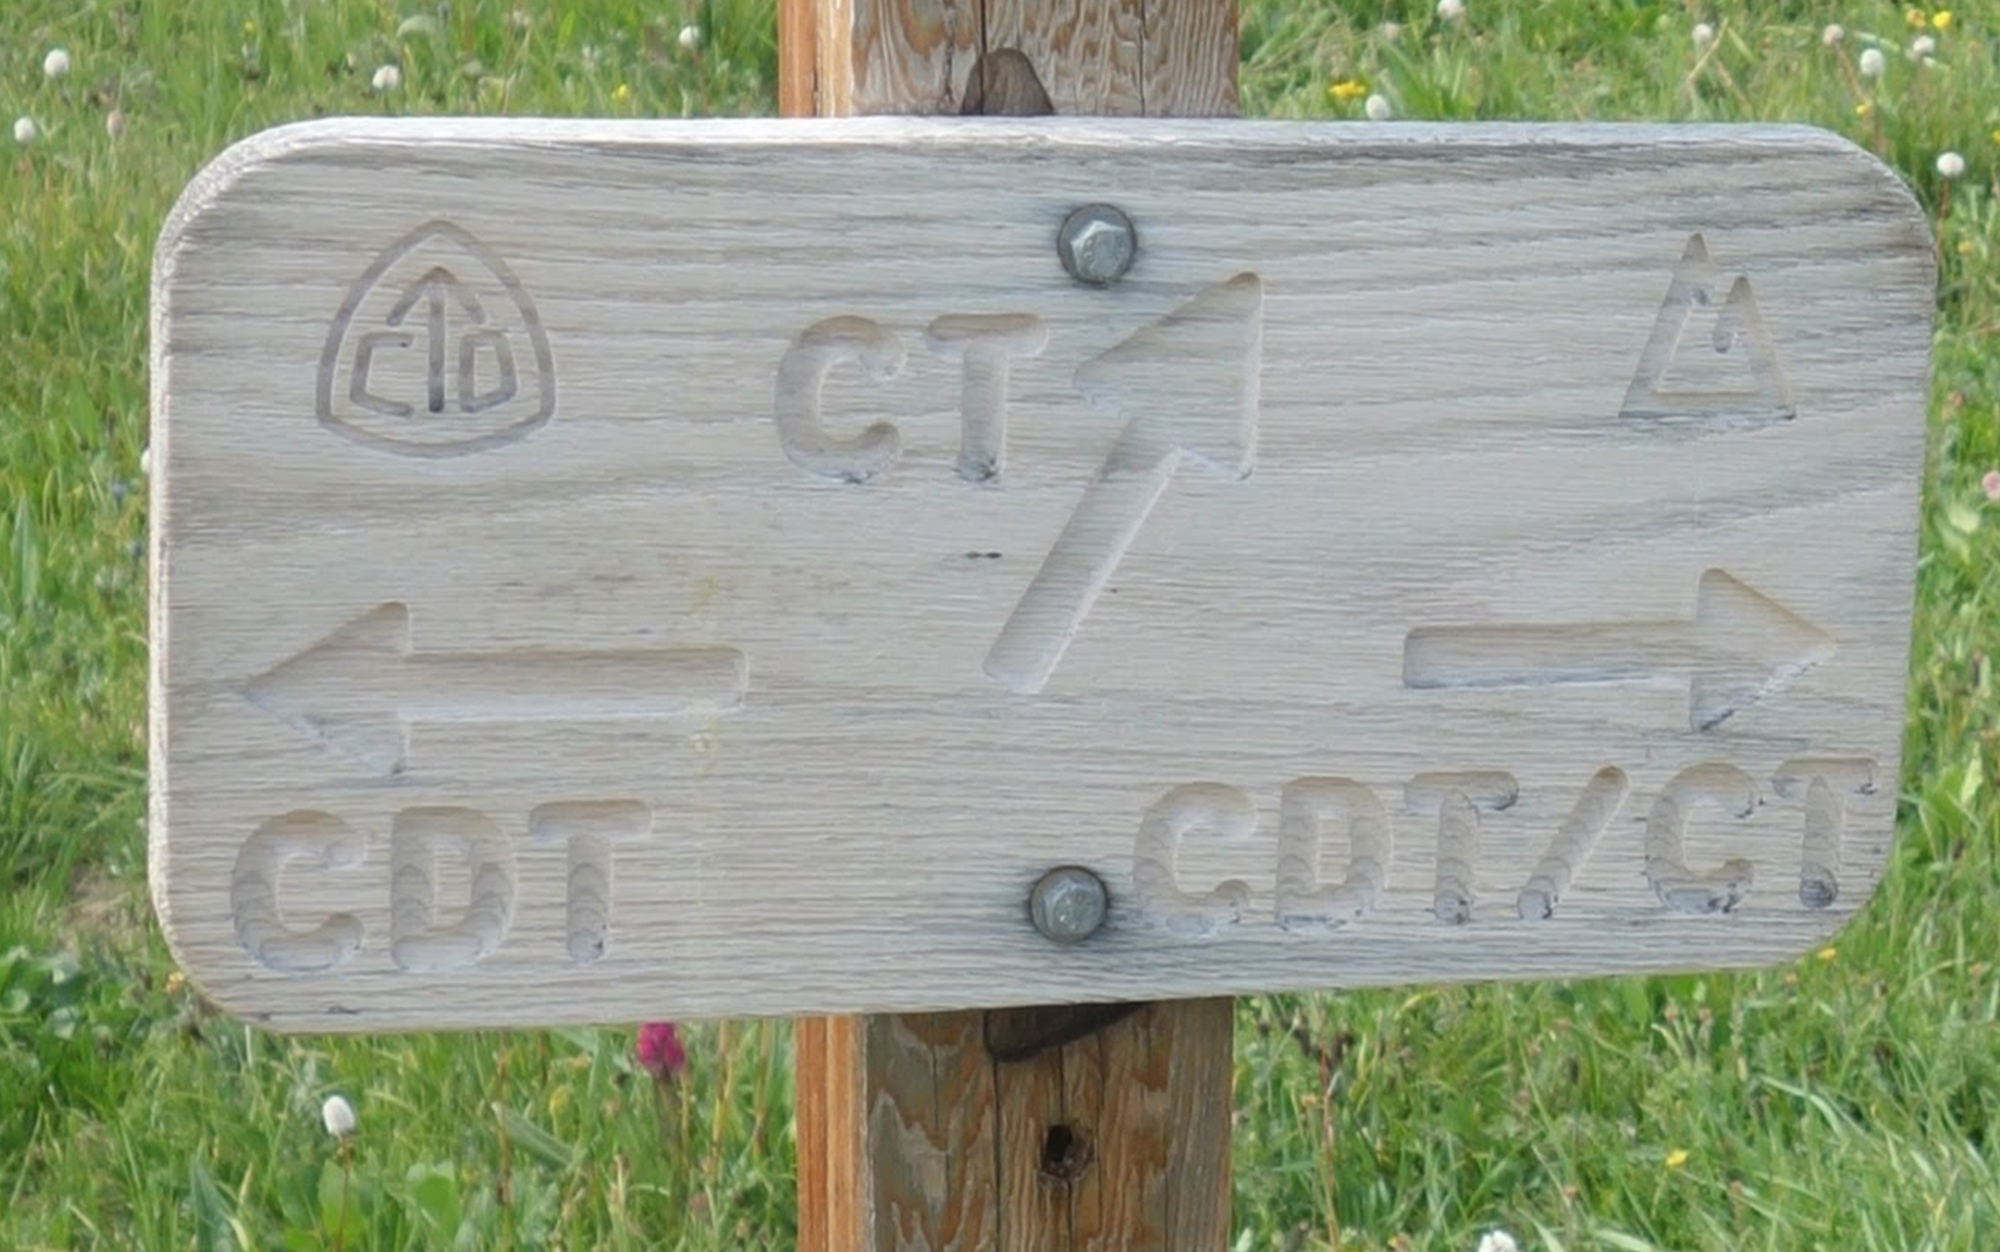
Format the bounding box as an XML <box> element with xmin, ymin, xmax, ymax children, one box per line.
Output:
<box><xmin>1402</xmin><ymin>570</ymin><xmax>1833</xmax><ymax>731</ymax></box>
<box><xmin>246</xmin><ymin>603</ymin><xmax>746</xmax><ymax>776</ymax></box>
<box><xmin>984</xmin><ymin>273</ymin><xmax>1263</xmax><ymax>695</ymax></box>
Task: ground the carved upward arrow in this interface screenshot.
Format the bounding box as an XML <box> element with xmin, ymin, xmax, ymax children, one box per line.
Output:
<box><xmin>388</xmin><ymin>267</ymin><xmax>487</xmax><ymax>415</ymax></box>
<box><xmin>1402</xmin><ymin>570</ymin><xmax>1833</xmax><ymax>731</ymax></box>
<box><xmin>984</xmin><ymin>274</ymin><xmax>1263</xmax><ymax>695</ymax></box>
<box><xmin>246</xmin><ymin>603</ymin><xmax>746</xmax><ymax>775</ymax></box>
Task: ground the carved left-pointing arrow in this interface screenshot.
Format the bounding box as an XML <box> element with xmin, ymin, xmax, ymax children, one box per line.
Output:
<box><xmin>245</xmin><ymin>603</ymin><xmax>747</xmax><ymax>775</ymax></box>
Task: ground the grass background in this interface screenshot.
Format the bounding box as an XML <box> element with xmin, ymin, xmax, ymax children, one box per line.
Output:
<box><xmin>2</xmin><ymin>0</ymin><xmax>1996</xmax><ymax>1248</ymax></box>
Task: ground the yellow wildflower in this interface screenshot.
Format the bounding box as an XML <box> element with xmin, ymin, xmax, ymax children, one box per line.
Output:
<box><xmin>1990</xmin><ymin>128</ymin><xmax>2000</xmax><ymax>145</ymax></box>
<box><xmin>1665</xmin><ymin>1149</ymin><xmax>1690</xmax><ymax>1170</ymax></box>
<box><xmin>1328</xmin><ymin>79</ymin><xmax>1369</xmax><ymax>103</ymax></box>
<box><xmin>165</xmin><ymin>969</ymin><xmax>187</xmax><ymax>995</ymax></box>
<box><xmin>1959</xmin><ymin>240</ymin><xmax>1973</xmax><ymax>256</ymax></box>
<box><xmin>1906</xmin><ymin>8</ymin><xmax>1928</xmax><ymax>29</ymax></box>
<box><xmin>1817</xmin><ymin>946</ymin><xmax>1838</xmax><ymax>962</ymax></box>
<box><xmin>1932</xmin><ymin>10</ymin><xmax>1952</xmax><ymax>29</ymax></box>
<box><xmin>1856</xmin><ymin>101</ymin><xmax>1874</xmax><ymax>118</ymax></box>
<box><xmin>613</xmin><ymin>82</ymin><xmax>632</xmax><ymax>103</ymax></box>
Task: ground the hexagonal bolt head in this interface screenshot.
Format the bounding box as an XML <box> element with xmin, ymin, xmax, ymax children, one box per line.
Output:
<box><xmin>1056</xmin><ymin>204</ymin><xmax>1137</xmax><ymax>287</ymax></box>
<box><xmin>1029</xmin><ymin>866</ymin><xmax>1110</xmax><ymax>944</ymax></box>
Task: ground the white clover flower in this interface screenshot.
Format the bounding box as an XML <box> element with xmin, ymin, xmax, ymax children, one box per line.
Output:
<box><xmin>44</xmin><ymin>48</ymin><xmax>71</xmax><ymax>79</ymax></box>
<box><xmin>1937</xmin><ymin>151</ymin><xmax>1965</xmax><ymax>179</ymax></box>
<box><xmin>322</xmin><ymin>1094</ymin><xmax>356</xmax><ymax>1137</ymax></box>
<box><xmin>1859</xmin><ymin>47</ymin><xmax>1885</xmax><ymax>78</ymax></box>
<box><xmin>1381</xmin><ymin>21</ymin><xmax>1402</xmax><ymax>42</ymax></box>
<box><xmin>371</xmin><ymin>63</ymin><xmax>401</xmax><ymax>92</ymax></box>
<box><xmin>139</xmin><ymin>445</ymin><xmax>151</xmax><ymax>476</ymax></box>
<box><xmin>1692</xmin><ymin>22</ymin><xmax>1715</xmax><ymax>49</ymax></box>
<box><xmin>1364</xmin><ymin>93</ymin><xmax>1392</xmax><ymax>121</ymax></box>
<box><xmin>106</xmin><ymin>110</ymin><xmax>125</xmax><ymax>139</ymax></box>
<box><xmin>13</xmin><ymin>116</ymin><xmax>37</xmax><ymax>144</ymax></box>
<box><xmin>678</xmin><ymin>24</ymin><xmax>703</xmax><ymax>52</ymax></box>
<box><xmin>1910</xmin><ymin>34</ymin><xmax>1936</xmax><ymax>59</ymax></box>
<box><xmin>1822</xmin><ymin>24</ymin><xmax>1844</xmax><ymax>47</ymax></box>
<box><xmin>1476</xmin><ymin>1232</ymin><xmax>1520</xmax><ymax>1252</ymax></box>
<box><xmin>1437</xmin><ymin>0</ymin><xmax>1466</xmax><ymax>22</ymax></box>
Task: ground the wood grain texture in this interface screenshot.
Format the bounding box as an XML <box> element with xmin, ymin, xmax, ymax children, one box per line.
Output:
<box><xmin>787</xmin><ymin>0</ymin><xmax>1233</xmax><ymax>115</ymax></box>
<box><xmin>148</xmin><ymin>119</ymin><xmax>1934</xmax><ymax>1030</ymax></box>
<box><xmin>802</xmin><ymin>1000</ymin><xmax>1232</xmax><ymax>1250</ymax></box>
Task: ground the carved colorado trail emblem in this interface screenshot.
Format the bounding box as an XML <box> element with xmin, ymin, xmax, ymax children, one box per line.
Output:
<box><xmin>316</xmin><ymin>220</ymin><xmax>556</xmax><ymax>456</ymax></box>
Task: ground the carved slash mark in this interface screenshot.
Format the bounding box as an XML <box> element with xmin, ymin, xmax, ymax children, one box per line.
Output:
<box><xmin>1516</xmin><ymin>767</ymin><xmax>1630</xmax><ymax>920</ymax></box>
<box><xmin>1274</xmin><ymin>779</ymin><xmax>1392</xmax><ymax>931</ymax></box>
<box><xmin>1619</xmin><ymin>233</ymin><xmax>1795</xmax><ymax>428</ymax></box>
<box><xmin>231</xmin><ymin>810</ymin><xmax>365</xmax><ymax>974</ymax></box>
<box><xmin>1132</xmin><ymin>784</ymin><xmax>1256</xmax><ymax>937</ymax></box>
<box><xmin>1406</xmin><ymin>773</ymin><xmax>1519</xmax><ymax>925</ymax></box>
<box><xmin>1772</xmin><ymin>758</ymin><xmax>1876</xmax><ymax>909</ymax></box>
<box><xmin>985</xmin><ymin>274</ymin><xmax>1263</xmax><ymax>694</ymax></box>
<box><xmin>1644</xmin><ymin>763</ymin><xmax>1758</xmax><ymax>914</ymax></box>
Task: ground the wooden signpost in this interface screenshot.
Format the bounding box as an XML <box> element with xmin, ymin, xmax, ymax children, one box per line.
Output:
<box><xmin>148</xmin><ymin>2</ymin><xmax>1934</xmax><ymax>1246</ymax></box>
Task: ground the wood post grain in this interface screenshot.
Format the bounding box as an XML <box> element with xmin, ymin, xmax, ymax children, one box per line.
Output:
<box><xmin>778</xmin><ymin>0</ymin><xmax>1236</xmax><ymax>118</ymax></box>
<box><xmin>783</xmin><ymin>0</ymin><xmax>1240</xmax><ymax>1247</ymax></box>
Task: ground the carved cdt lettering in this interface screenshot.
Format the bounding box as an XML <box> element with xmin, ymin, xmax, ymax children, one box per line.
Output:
<box><xmin>389</xmin><ymin>807</ymin><xmax>516</xmax><ymax>972</ymax></box>
<box><xmin>231</xmin><ymin>810</ymin><xmax>366</xmax><ymax>974</ymax></box>
<box><xmin>529</xmin><ymin>800</ymin><xmax>653</xmax><ymax>964</ymax></box>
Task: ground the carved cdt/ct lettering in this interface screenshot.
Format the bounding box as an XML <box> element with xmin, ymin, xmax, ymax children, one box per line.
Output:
<box><xmin>1406</xmin><ymin>772</ymin><xmax>1518</xmax><ymax>926</ymax></box>
<box><xmin>1132</xmin><ymin>784</ymin><xmax>1256</xmax><ymax>937</ymax></box>
<box><xmin>1274</xmin><ymin>779</ymin><xmax>1390</xmax><ymax>932</ymax></box>
<box><xmin>1130</xmin><ymin>760</ymin><xmax>1875</xmax><ymax>934</ymax></box>
<box><xmin>1772</xmin><ymin>758</ymin><xmax>1875</xmax><ymax>909</ymax></box>
<box><xmin>1516</xmin><ymin>767</ymin><xmax>1629</xmax><ymax>921</ymax></box>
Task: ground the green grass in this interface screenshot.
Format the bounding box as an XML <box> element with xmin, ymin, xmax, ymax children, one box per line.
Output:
<box><xmin>2</xmin><ymin>0</ymin><xmax>1996</xmax><ymax>1247</ymax></box>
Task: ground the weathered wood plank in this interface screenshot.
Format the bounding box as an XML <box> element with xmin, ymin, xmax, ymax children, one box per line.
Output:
<box><xmin>150</xmin><ymin>120</ymin><xmax>1932</xmax><ymax>1030</ymax></box>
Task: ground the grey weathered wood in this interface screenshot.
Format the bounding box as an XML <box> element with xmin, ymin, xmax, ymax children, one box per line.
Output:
<box><xmin>150</xmin><ymin>119</ymin><xmax>1932</xmax><ymax>1031</ymax></box>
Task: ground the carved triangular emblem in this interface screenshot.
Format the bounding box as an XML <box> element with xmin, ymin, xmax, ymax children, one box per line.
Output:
<box><xmin>1619</xmin><ymin>234</ymin><xmax>1794</xmax><ymax>428</ymax></box>
<box><xmin>316</xmin><ymin>221</ymin><xmax>556</xmax><ymax>456</ymax></box>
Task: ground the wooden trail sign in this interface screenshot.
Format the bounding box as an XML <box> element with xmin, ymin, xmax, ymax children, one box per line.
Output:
<box><xmin>149</xmin><ymin>118</ymin><xmax>1932</xmax><ymax>1032</ymax></box>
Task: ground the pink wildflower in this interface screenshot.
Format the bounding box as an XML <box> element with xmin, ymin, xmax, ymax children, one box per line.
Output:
<box><xmin>637</xmin><ymin>1021</ymin><xmax>687</xmax><ymax>1079</ymax></box>
<box><xmin>1983</xmin><ymin>469</ymin><xmax>2000</xmax><ymax>501</ymax></box>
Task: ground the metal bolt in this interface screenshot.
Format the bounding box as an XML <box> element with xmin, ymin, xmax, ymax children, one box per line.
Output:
<box><xmin>1029</xmin><ymin>866</ymin><xmax>1109</xmax><ymax>944</ymax></box>
<box><xmin>1056</xmin><ymin>204</ymin><xmax>1137</xmax><ymax>287</ymax></box>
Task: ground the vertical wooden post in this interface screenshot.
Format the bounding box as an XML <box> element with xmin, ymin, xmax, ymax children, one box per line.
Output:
<box><xmin>780</xmin><ymin>1</ymin><xmax>1239</xmax><ymax>1248</ymax></box>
